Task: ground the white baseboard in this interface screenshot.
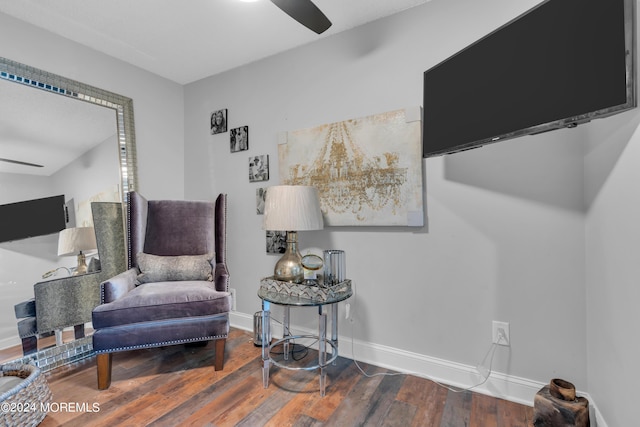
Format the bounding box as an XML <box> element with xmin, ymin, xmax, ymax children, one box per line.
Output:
<box><xmin>585</xmin><ymin>397</ymin><xmax>607</xmax><ymax>427</ymax></box>
<box><xmin>338</xmin><ymin>328</ymin><xmax>545</xmax><ymax>407</ymax></box>
<box><xmin>230</xmin><ymin>310</ymin><xmax>607</xmax><ymax>426</ymax></box>
<box><xmin>0</xmin><ymin>335</ymin><xmax>22</xmax><ymax>351</ymax></box>
<box><xmin>230</xmin><ymin>311</ymin><xmax>254</xmax><ymax>333</ymax></box>
<box><xmin>231</xmin><ymin>311</ymin><xmax>541</xmax><ymax>404</ymax></box>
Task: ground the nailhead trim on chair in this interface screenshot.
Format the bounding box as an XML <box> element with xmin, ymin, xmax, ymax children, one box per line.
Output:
<box><xmin>93</xmin><ymin>334</ymin><xmax>228</xmax><ymax>354</ymax></box>
<box><xmin>127</xmin><ymin>193</ymin><xmax>134</xmax><ymax>270</ymax></box>
<box><xmin>223</xmin><ymin>196</ymin><xmax>229</xmax><ymax>292</ymax></box>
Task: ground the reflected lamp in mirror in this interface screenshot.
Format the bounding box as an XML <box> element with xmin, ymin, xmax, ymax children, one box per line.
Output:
<box><xmin>263</xmin><ymin>185</ymin><xmax>324</xmax><ymax>283</ymax></box>
<box><xmin>57</xmin><ymin>227</ymin><xmax>97</xmax><ymax>276</ymax></box>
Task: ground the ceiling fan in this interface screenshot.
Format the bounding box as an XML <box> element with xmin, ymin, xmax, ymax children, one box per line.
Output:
<box><xmin>0</xmin><ymin>158</ymin><xmax>44</xmax><ymax>168</ymax></box>
<box><xmin>270</xmin><ymin>0</ymin><xmax>332</xmax><ymax>34</ymax></box>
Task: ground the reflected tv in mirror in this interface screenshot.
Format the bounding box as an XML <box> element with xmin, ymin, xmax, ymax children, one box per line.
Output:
<box><xmin>0</xmin><ymin>195</ymin><xmax>66</xmax><ymax>243</ymax></box>
<box><xmin>423</xmin><ymin>0</ymin><xmax>636</xmax><ymax>157</ymax></box>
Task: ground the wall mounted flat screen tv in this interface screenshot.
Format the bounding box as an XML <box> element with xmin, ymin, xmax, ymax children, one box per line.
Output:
<box><xmin>423</xmin><ymin>0</ymin><xmax>636</xmax><ymax>157</ymax></box>
<box><xmin>0</xmin><ymin>195</ymin><xmax>66</xmax><ymax>243</ymax></box>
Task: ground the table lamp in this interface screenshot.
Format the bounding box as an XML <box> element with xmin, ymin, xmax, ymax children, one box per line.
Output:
<box><xmin>57</xmin><ymin>226</ymin><xmax>97</xmax><ymax>275</ymax></box>
<box><xmin>263</xmin><ymin>185</ymin><xmax>324</xmax><ymax>283</ymax></box>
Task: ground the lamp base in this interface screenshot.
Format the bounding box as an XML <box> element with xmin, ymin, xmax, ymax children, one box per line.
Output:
<box><xmin>73</xmin><ymin>252</ymin><xmax>88</xmax><ymax>276</ymax></box>
<box><xmin>274</xmin><ymin>231</ymin><xmax>304</xmax><ymax>283</ymax></box>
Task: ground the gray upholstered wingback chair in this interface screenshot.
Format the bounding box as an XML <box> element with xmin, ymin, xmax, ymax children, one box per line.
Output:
<box><xmin>91</xmin><ymin>192</ymin><xmax>230</xmax><ymax>390</ymax></box>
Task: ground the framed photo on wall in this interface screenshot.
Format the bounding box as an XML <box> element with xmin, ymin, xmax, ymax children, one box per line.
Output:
<box><xmin>249</xmin><ymin>155</ymin><xmax>269</xmax><ymax>182</ymax></box>
<box><xmin>256</xmin><ymin>187</ymin><xmax>267</xmax><ymax>214</ymax></box>
<box><xmin>210</xmin><ymin>109</ymin><xmax>228</xmax><ymax>134</ymax></box>
<box><xmin>266</xmin><ymin>230</ymin><xmax>286</xmax><ymax>254</ymax></box>
<box><xmin>230</xmin><ymin>126</ymin><xmax>249</xmax><ymax>152</ymax></box>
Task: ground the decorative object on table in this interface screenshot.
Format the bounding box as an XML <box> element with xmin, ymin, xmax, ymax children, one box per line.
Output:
<box><xmin>263</xmin><ymin>185</ymin><xmax>324</xmax><ymax>283</ymax></box>
<box><xmin>323</xmin><ymin>249</ymin><xmax>345</xmax><ymax>286</ymax></box>
<box><xmin>41</xmin><ymin>266</ymin><xmax>72</xmax><ymax>279</ymax></box>
<box><xmin>278</xmin><ymin>107</ymin><xmax>424</xmax><ymax>226</ymax></box>
<box><xmin>533</xmin><ymin>378</ymin><xmax>589</xmax><ymax>427</ymax></box>
<box><xmin>210</xmin><ymin>109</ymin><xmax>227</xmax><ymax>134</ymax></box>
<box><xmin>57</xmin><ymin>226</ymin><xmax>97</xmax><ymax>275</ymax></box>
<box><xmin>249</xmin><ymin>155</ymin><xmax>269</xmax><ymax>182</ymax></box>
<box><xmin>260</xmin><ymin>276</ymin><xmax>351</xmax><ymax>303</ymax></box>
<box><xmin>0</xmin><ymin>363</ymin><xmax>52</xmax><ymax>426</ymax></box>
<box><xmin>301</xmin><ymin>253</ymin><xmax>323</xmax><ymax>286</ymax></box>
<box><xmin>253</xmin><ymin>311</ymin><xmax>271</xmax><ymax>347</ymax></box>
<box><xmin>230</xmin><ymin>126</ymin><xmax>249</xmax><ymax>152</ymax></box>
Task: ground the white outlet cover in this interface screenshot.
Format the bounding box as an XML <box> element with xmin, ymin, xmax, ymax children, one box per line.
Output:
<box><xmin>492</xmin><ymin>321</ymin><xmax>510</xmax><ymax>346</ymax></box>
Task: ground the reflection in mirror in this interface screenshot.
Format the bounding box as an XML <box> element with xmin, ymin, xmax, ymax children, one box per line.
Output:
<box><xmin>0</xmin><ymin>77</ymin><xmax>118</xmax><ymax>277</ymax></box>
<box><xmin>0</xmin><ymin>57</ymin><xmax>137</xmax><ymax>364</ymax></box>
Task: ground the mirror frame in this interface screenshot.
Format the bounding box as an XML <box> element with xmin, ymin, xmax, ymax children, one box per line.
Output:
<box><xmin>0</xmin><ymin>56</ymin><xmax>137</xmax><ymax>258</ymax></box>
<box><xmin>0</xmin><ymin>57</ymin><xmax>138</xmax><ymax>369</ymax></box>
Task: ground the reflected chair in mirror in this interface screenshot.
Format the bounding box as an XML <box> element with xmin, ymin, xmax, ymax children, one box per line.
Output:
<box><xmin>14</xmin><ymin>202</ymin><xmax>126</xmax><ymax>357</ymax></box>
<box><xmin>91</xmin><ymin>192</ymin><xmax>230</xmax><ymax>390</ymax></box>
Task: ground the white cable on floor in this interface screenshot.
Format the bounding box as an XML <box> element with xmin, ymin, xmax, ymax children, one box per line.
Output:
<box><xmin>346</xmin><ymin>280</ymin><xmax>501</xmax><ymax>393</ymax></box>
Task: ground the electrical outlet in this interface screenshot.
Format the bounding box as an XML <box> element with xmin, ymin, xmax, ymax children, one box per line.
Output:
<box><xmin>492</xmin><ymin>321</ymin><xmax>510</xmax><ymax>346</ymax></box>
<box><xmin>230</xmin><ymin>288</ymin><xmax>236</xmax><ymax>311</ymax></box>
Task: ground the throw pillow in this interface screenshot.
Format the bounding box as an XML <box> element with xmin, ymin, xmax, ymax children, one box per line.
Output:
<box><xmin>136</xmin><ymin>252</ymin><xmax>213</xmax><ymax>284</ymax></box>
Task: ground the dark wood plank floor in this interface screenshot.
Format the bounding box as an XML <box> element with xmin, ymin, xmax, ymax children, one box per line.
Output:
<box><xmin>1</xmin><ymin>328</ymin><xmax>533</xmax><ymax>426</ymax></box>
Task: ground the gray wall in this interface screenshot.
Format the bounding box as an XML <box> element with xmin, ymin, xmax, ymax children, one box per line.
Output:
<box><xmin>584</xmin><ymin>7</ymin><xmax>640</xmax><ymax>420</ymax></box>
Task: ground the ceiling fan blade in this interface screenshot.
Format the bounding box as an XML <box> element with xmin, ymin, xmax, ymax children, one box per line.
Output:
<box><xmin>270</xmin><ymin>0</ymin><xmax>332</xmax><ymax>34</ymax></box>
<box><xmin>0</xmin><ymin>157</ymin><xmax>44</xmax><ymax>168</ymax></box>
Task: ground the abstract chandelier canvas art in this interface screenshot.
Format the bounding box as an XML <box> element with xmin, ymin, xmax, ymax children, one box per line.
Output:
<box><xmin>278</xmin><ymin>107</ymin><xmax>424</xmax><ymax>226</ymax></box>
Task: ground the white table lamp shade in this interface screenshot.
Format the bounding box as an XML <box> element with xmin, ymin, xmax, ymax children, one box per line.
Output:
<box><xmin>263</xmin><ymin>186</ymin><xmax>324</xmax><ymax>231</ymax></box>
<box><xmin>57</xmin><ymin>227</ymin><xmax>97</xmax><ymax>256</ymax></box>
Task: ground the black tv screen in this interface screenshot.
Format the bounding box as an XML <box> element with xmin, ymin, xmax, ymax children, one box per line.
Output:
<box><xmin>423</xmin><ymin>0</ymin><xmax>636</xmax><ymax>157</ymax></box>
<box><xmin>0</xmin><ymin>195</ymin><xmax>66</xmax><ymax>243</ymax></box>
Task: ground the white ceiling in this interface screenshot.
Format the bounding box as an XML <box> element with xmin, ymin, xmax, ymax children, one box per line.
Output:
<box><xmin>0</xmin><ymin>0</ymin><xmax>430</xmax><ymax>176</ymax></box>
<box><xmin>0</xmin><ymin>79</ymin><xmax>116</xmax><ymax>176</ymax></box>
<box><xmin>0</xmin><ymin>0</ymin><xmax>431</xmax><ymax>85</ymax></box>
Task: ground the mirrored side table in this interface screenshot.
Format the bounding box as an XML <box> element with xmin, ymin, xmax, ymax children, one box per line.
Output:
<box><xmin>257</xmin><ymin>277</ymin><xmax>352</xmax><ymax>397</ymax></box>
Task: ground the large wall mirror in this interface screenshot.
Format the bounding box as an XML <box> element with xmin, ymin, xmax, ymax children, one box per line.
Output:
<box><xmin>0</xmin><ymin>57</ymin><xmax>137</xmax><ymax>352</ymax></box>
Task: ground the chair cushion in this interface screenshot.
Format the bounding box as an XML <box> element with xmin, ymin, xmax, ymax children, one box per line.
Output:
<box><xmin>92</xmin><ymin>281</ymin><xmax>230</xmax><ymax>329</ymax></box>
<box><xmin>136</xmin><ymin>253</ymin><xmax>213</xmax><ymax>284</ymax></box>
<box><xmin>144</xmin><ymin>199</ymin><xmax>215</xmax><ymax>257</ymax></box>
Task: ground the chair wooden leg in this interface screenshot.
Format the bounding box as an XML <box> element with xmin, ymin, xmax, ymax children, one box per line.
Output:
<box><xmin>97</xmin><ymin>353</ymin><xmax>112</xmax><ymax>390</ymax></box>
<box><xmin>74</xmin><ymin>324</ymin><xmax>85</xmax><ymax>339</ymax></box>
<box><xmin>214</xmin><ymin>339</ymin><xmax>226</xmax><ymax>371</ymax></box>
<box><xmin>21</xmin><ymin>336</ymin><xmax>37</xmax><ymax>356</ymax></box>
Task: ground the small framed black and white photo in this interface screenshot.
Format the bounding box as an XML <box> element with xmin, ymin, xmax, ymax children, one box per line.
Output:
<box><xmin>256</xmin><ymin>187</ymin><xmax>267</xmax><ymax>214</ymax></box>
<box><xmin>249</xmin><ymin>155</ymin><xmax>269</xmax><ymax>182</ymax></box>
<box><xmin>210</xmin><ymin>109</ymin><xmax>228</xmax><ymax>134</ymax></box>
<box><xmin>266</xmin><ymin>230</ymin><xmax>286</xmax><ymax>254</ymax></box>
<box><xmin>230</xmin><ymin>126</ymin><xmax>249</xmax><ymax>152</ymax></box>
